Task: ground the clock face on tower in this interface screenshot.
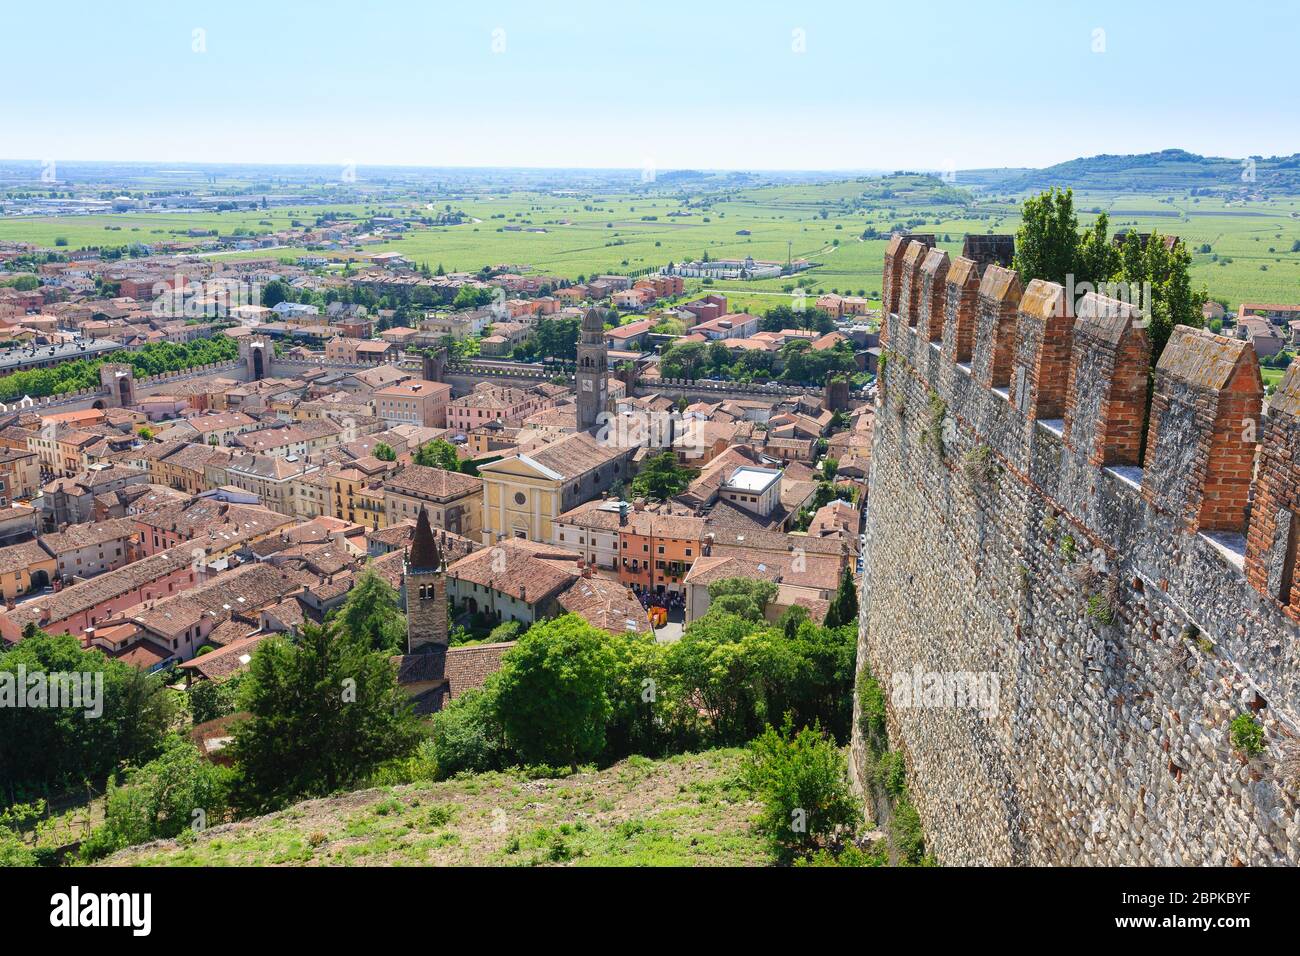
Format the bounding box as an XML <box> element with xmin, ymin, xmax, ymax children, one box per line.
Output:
<box><xmin>582</xmin><ymin>379</ymin><xmax>593</xmax><ymax>391</ymax></box>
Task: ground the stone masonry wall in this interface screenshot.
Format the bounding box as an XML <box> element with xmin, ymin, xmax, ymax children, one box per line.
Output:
<box><xmin>850</xmin><ymin>240</ymin><xmax>1300</xmax><ymax>866</ymax></box>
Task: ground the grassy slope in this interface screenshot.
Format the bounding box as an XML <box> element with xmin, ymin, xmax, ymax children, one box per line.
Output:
<box><xmin>100</xmin><ymin>749</ymin><xmax>766</xmax><ymax>867</ymax></box>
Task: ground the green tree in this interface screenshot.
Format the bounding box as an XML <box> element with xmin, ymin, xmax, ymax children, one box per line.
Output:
<box><xmin>188</xmin><ymin>672</ymin><xmax>245</xmax><ymax>725</ymax></box>
<box><xmin>663</xmin><ymin>611</ymin><xmax>799</xmax><ymax>744</ymax></box>
<box><xmin>824</xmin><ymin>566</ymin><xmax>859</xmax><ymax>628</ymax></box>
<box><xmin>629</xmin><ymin>451</ymin><xmax>698</xmax><ymax>501</ymax></box>
<box><xmin>230</xmin><ymin>624</ymin><xmax>421</xmax><ymax>813</ymax></box>
<box><xmin>452</xmin><ymin>285</ymin><xmax>493</xmax><ymax>309</ymax></box>
<box><xmin>0</xmin><ymin>631</ymin><xmax>175</xmax><ymax>805</ymax></box>
<box><xmin>492</xmin><ymin>615</ymin><xmax>616</xmax><ymax>768</ymax></box>
<box><xmin>412</xmin><ymin>439</ymin><xmax>461</xmax><ymax>471</ymax></box>
<box><xmin>1116</xmin><ymin>228</ymin><xmax>1206</xmax><ymax>362</ymax></box>
<box><xmin>742</xmin><ymin>715</ymin><xmax>861</xmax><ymax>863</ymax></box>
<box><xmin>81</xmin><ymin>735</ymin><xmax>235</xmax><ymax>860</ymax></box>
<box><xmin>430</xmin><ymin>686</ymin><xmax>510</xmax><ymax>777</ymax></box>
<box><xmin>706</xmin><ymin>577</ymin><xmax>778</xmax><ymax>622</ymax></box>
<box><xmin>1012</xmin><ymin>187</ymin><xmax>1082</xmax><ymax>286</ymax></box>
<box><xmin>334</xmin><ymin>568</ymin><xmax>407</xmax><ymax>654</ymax></box>
<box><xmin>261</xmin><ymin>279</ymin><xmax>291</xmax><ymax>308</ymax></box>
<box><xmin>372</xmin><ymin>442</ymin><xmax>396</xmax><ymax>462</ymax></box>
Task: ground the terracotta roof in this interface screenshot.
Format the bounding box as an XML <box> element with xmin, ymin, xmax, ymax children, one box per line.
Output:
<box><xmin>445</xmin><ymin>641</ymin><xmax>515</xmax><ymax>699</ymax></box>
<box><xmin>557</xmin><ymin>577</ymin><xmax>651</xmax><ymax>635</ymax></box>
<box><xmin>179</xmin><ymin>634</ymin><xmax>269</xmax><ymax>681</ymax></box>
<box><xmin>384</xmin><ymin>463</ymin><xmax>481</xmax><ymax>501</ymax></box>
<box><xmin>447</xmin><ymin>538</ymin><xmax>579</xmax><ymax>603</ymax></box>
<box><xmin>1</xmin><ymin>546</ymin><xmax>195</xmax><ymax>635</ymax></box>
<box><xmin>509</xmin><ymin>430</ymin><xmax>630</xmax><ymax>481</ymax></box>
<box><xmin>0</xmin><ymin>540</ymin><xmax>52</xmax><ymax>576</ymax></box>
<box><xmin>41</xmin><ymin>517</ymin><xmax>139</xmax><ymax>555</ymax></box>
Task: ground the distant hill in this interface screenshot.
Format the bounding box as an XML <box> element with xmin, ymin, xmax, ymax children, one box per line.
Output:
<box><xmin>962</xmin><ymin>149</ymin><xmax>1300</xmax><ymax>196</ymax></box>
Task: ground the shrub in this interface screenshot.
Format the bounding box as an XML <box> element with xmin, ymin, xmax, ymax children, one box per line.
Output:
<box><xmin>1085</xmin><ymin>592</ymin><xmax>1116</xmax><ymax>625</ymax></box>
<box><xmin>921</xmin><ymin>392</ymin><xmax>947</xmax><ymax>455</ymax></box>
<box><xmin>742</xmin><ymin>716</ymin><xmax>860</xmax><ymax>864</ymax></box>
<box><xmin>873</xmin><ymin>750</ymin><xmax>908</xmax><ymax>798</ymax></box>
<box><xmin>962</xmin><ymin>444</ymin><xmax>996</xmax><ymax>487</ymax></box>
<box><xmin>82</xmin><ymin>735</ymin><xmax>235</xmax><ymax>860</ymax></box>
<box><xmin>431</xmin><ymin>687</ymin><xmax>510</xmax><ymax>777</ymax></box>
<box><xmin>858</xmin><ymin>671</ymin><xmax>888</xmax><ymax>754</ymax></box>
<box><xmin>1230</xmin><ymin>714</ymin><xmax>1265</xmax><ymax>758</ymax></box>
<box><xmin>890</xmin><ymin>792</ymin><xmax>927</xmax><ymax>865</ymax></box>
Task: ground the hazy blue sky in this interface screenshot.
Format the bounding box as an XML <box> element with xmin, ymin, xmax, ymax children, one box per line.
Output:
<box><xmin>3</xmin><ymin>0</ymin><xmax>1296</xmax><ymax>170</ymax></box>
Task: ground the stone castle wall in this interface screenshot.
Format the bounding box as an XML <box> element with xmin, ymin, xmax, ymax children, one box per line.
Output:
<box><xmin>850</xmin><ymin>237</ymin><xmax>1300</xmax><ymax>865</ymax></box>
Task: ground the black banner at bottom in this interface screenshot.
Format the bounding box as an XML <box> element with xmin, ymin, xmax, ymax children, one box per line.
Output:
<box><xmin>4</xmin><ymin>865</ymin><xmax>1277</xmax><ymax>942</ymax></box>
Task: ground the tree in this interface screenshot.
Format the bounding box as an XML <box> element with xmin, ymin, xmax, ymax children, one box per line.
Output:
<box><xmin>532</xmin><ymin>316</ymin><xmax>581</xmax><ymax>361</ymax></box>
<box><xmin>452</xmin><ymin>285</ymin><xmax>493</xmax><ymax>309</ymax></box>
<box><xmin>372</xmin><ymin>442</ymin><xmax>396</xmax><ymax>462</ymax></box>
<box><xmin>1012</xmin><ymin>187</ymin><xmax>1083</xmax><ymax>287</ymax></box>
<box><xmin>663</xmin><ymin>611</ymin><xmax>800</xmax><ymax>744</ymax></box>
<box><xmin>824</xmin><ymin>566</ymin><xmax>859</xmax><ymax>628</ymax></box>
<box><xmin>189</xmin><ymin>672</ymin><xmax>245</xmax><ymax>724</ymax></box>
<box><xmin>261</xmin><ymin>279</ymin><xmax>291</xmax><ymax>309</ymax></box>
<box><xmin>412</xmin><ymin>438</ymin><xmax>460</xmax><ymax>471</ymax></box>
<box><xmin>630</xmin><ymin>451</ymin><xmax>698</xmax><ymax>501</ymax></box>
<box><xmin>706</xmin><ymin>577</ymin><xmax>777</xmax><ymax>622</ymax></box>
<box><xmin>430</xmin><ymin>686</ymin><xmax>510</xmax><ymax>777</ymax></box>
<box><xmin>230</xmin><ymin>624</ymin><xmax>421</xmax><ymax>813</ymax></box>
<box><xmin>492</xmin><ymin>615</ymin><xmax>616</xmax><ymax>768</ymax></box>
<box><xmin>0</xmin><ymin>631</ymin><xmax>175</xmax><ymax>805</ymax></box>
<box><xmin>743</xmin><ymin>716</ymin><xmax>860</xmax><ymax>863</ymax></box>
<box><xmin>1014</xmin><ymin>189</ymin><xmax>1205</xmax><ymax>365</ymax></box>
<box><xmin>1115</xmin><ymin>228</ymin><xmax>1206</xmax><ymax>363</ymax></box>
<box><xmin>334</xmin><ymin>568</ymin><xmax>407</xmax><ymax>654</ymax></box>
<box><xmin>81</xmin><ymin>735</ymin><xmax>235</xmax><ymax>860</ymax></box>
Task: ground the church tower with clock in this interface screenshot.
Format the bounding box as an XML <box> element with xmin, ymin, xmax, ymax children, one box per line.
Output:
<box><xmin>575</xmin><ymin>306</ymin><xmax>609</xmax><ymax>433</ymax></box>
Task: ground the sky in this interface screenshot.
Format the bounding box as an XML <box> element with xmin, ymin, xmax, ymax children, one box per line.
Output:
<box><xmin>2</xmin><ymin>0</ymin><xmax>1297</xmax><ymax>172</ymax></box>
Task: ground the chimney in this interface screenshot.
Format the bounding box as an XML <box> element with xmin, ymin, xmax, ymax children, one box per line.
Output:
<box><xmin>633</xmin><ymin>497</ymin><xmax>646</xmax><ymax>512</ymax></box>
<box><xmin>619</xmin><ymin>501</ymin><xmax>628</xmax><ymax>527</ymax></box>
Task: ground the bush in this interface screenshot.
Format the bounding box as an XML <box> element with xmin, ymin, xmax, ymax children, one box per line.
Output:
<box><xmin>796</xmin><ymin>841</ymin><xmax>887</xmax><ymax>867</ymax></box>
<box><xmin>189</xmin><ymin>673</ymin><xmax>244</xmax><ymax>725</ymax></box>
<box><xmin>493</xmin><ymin>616</ymin><xmax>616</xmax><ymax>768</ymax></box>
<box><xmin>890</xmin><ymin>792</ymin><xmax>927</xmax><ymax>865</ymax></box>
<box><xmin>430</xmin><ymin>688</ymin><xmax>510</xmax><ymax>777</ymax></box>
<box><xmin>873</xmin><ymin>750</ymin><xmax>908</xmax><ymax>798</ymax></box>
<box><xmin>82</xmin><ymin>735</ymin><xmax>235</xmax><ymax>860</ymax></box>
<box><xmin>742</xmin><ymin>716</ymin><xmax>860</xmax><ymax>864</ymax></box>
<box><xmin>857</xmin><ymin>671</ymin><xmax>887</xmax><ymax>753</ymax></box>
<box><xmin>1230</xmin><ymin>713</ymin><xmax>1265</xmax><ymax>758</ymax></box>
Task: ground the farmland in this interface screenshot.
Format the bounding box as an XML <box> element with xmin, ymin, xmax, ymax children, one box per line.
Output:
<box><xmin>4</xmin><ymin>174</ymin><xmax>1300</xmax><ymax>310</ymax></box>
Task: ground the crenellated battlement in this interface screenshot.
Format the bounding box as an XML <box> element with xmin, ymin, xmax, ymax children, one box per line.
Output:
<box><xmin>879</xmin><ymin>237</ymin><xmax>1299</xmax><ymax>620</ymax></box>
<box><xmin>857</xmin><ymin>237</ymin><xmax>1300</xmax><ymax>865</ymax></box>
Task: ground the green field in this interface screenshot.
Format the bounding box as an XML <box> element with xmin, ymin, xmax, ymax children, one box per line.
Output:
<box><xmin>4</xmin><ymin>176</ymin><xmax>1299</xmax><ymax>310</ymax></box>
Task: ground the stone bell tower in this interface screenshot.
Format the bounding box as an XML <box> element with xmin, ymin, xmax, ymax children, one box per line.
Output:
<box><xmin>404</xmin><ymin>507</ymin><xmax>448</xmax><ymax>655</ymax></box>
<box><xmin>576</xmin><ymin>306</ymin><xmax>609</xmax><ymax>433</ymax></box>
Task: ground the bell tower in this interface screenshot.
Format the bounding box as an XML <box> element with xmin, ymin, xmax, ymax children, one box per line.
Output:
<box><xmin>404</xmin><ymin>507</ymin><xmax>448</xmax><ymax>655</ymax></box>
<box><xmin>576</xmin><ymin>307</ymin><xmax>608</xmax><ymax>432</ymax></box>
